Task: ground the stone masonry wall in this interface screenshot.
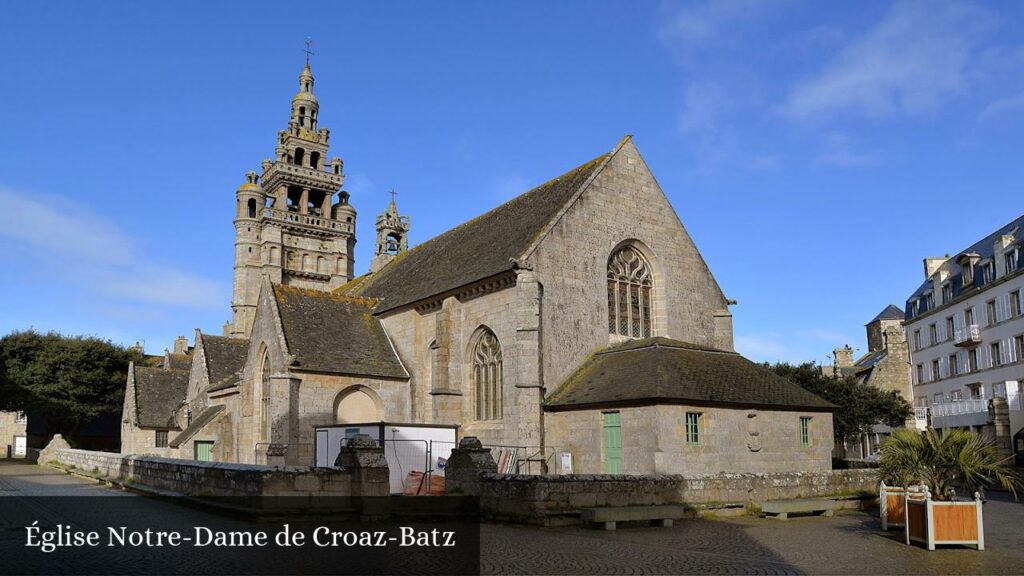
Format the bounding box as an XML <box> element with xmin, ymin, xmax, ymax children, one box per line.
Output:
<box><xmin>530</xmin><ymin>139</ymin><xmax>733</xmax><ymax>393</ymax></box>
<box><xmin>546</xmin><ymin>405</ymin><xmax>833</xmax><ymax>475</ymax></box>
<box><xmin>53</xmin><ymin>448</ymin><xmax>387</xmax><ymax>498</ymax></box>
<box><xmin>470</xmin><ymin>469</ymin><xmax>877</xmax><ymax>524</ymax></box>
<box><xmin>0</xmin><ymin>411</ymin><xmax>28</xmax><ymax>457</ymax></box>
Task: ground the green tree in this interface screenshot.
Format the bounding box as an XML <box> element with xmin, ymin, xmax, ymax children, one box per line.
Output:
<box><xmin>878</xmin><ymin>428</ymin><xmax>1021</xmax><ymax>500</ymax></box>
<box><xmin>769</xmin><ymin>361</ymin><xmax>912</xmax><ymax>444</ymax></box>
<box><xmin>0</xmin><ymin>330</ymin><xmax>141</xmax><ymax>439</ymax></box>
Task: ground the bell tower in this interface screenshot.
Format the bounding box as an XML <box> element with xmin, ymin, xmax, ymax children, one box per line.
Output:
<box><xmin>371</xmin><ymin>193</ymin><xmax>410</xmax><ymax>273</ymax></box>
<box><xmin>225</xmin><ymin>56</ymin><xmax>357</xmax><ymax>338</ymax></box>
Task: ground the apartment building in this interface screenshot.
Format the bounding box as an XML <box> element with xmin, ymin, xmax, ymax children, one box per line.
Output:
<box><xmin>904</xmin><ymin>215</ymin><xmax>1024</xmax><ymax>457</ymax></box>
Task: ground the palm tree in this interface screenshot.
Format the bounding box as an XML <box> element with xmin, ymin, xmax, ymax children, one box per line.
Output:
<box><xmin>877</xmin><ymin>428</ymin><xmax>1022</xmax><ymax>501</ymax></box>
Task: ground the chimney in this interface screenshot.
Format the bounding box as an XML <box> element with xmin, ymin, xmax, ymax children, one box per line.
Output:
<box><xmin>833</xmin><ymin>345</ymin><xmax>854</xmax><ymax>369</ymax></box>
<box><xmin>173</xmin><ymin>335</ymin><xmax>189</xmax><ymax>356</ymax></box>
<box><xmin>130</xmin><ymin>341</ymin><xmax>144</xmax><ymax>355</ymax></box>
<box><xmin>923</xmin><ymin>256</ymin><xmax>949</xmax><ymax>279</ymax></box>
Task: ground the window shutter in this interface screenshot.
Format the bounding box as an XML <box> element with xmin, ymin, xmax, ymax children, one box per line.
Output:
<box><xmin>979</xmin><ymin>305</ymin><xmax>988</xmax><ymax>327</ymax></box>
<box><xmin>959</xmin><ymin>351</ymin><xmax>968</xmax><ymax>374</ymax></box>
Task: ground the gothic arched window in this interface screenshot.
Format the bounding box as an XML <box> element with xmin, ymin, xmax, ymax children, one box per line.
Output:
<box><xmin>473</xmin><ymin>330</ymin><xmax>502</xmax><ymax>421</ymax></box>
<box><xmin>258</xmin><ymin>350</ymin><xmax>271</xmax><ymax>442</ymax></box>
<box><xmin>608</xmin><ymin>245</ymin><xmax>653</xmax><ymax>338</ymax></box>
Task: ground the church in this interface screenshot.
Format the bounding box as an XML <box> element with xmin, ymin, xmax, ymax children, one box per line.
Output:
<box><xmin>121</xmin><ymin>61</ymin><xmax>834</xmax><ymax>476</ymax></box>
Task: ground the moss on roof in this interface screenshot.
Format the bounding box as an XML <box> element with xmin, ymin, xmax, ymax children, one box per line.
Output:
<box><xmin>349</xmin><ymin>152</ymin><xmax>609</xmax><ymax>312</ymax></box>
<box><xmin>132</xmin><ymin>365</ymin><xmax>188</xmax><ymax>429</ymax></box>
<box><xmin>546</xmin><ymin>337</ymin><xmax>834</xmax><ymax>412</ymax></box>
<box><xmin>272</xmin><ymin>285</ymin><xmax>408</xmax><ymax>379</ymax></box>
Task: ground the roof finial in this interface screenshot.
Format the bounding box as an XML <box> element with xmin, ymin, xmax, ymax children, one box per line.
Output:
<box><xmin>389</xmin><ymin>189</ymin><xmax>397</xmax><ymax>203</ymax></box>
<box><xmin>304</xmin><ymin>37</ymin><xmax>315</xmax><ymax>66</ymax></box>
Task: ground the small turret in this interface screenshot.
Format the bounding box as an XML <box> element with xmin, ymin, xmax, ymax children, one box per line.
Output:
<box><xmin>371</xmin><ymin>192</ymin><xmax>410</xmax><ymax>273</ymax></box>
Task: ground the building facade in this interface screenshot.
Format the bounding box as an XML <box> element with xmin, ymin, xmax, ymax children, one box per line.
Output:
<box><xmin>904</xmin><ymin>215</ymin><xmax>1024</xmax><ymax>457</ymax></box>
<box><xmin>0</xmin><ymin>411</ymin><xmax>28</xmax><ymax>458</ymax></box>
<box><xmin>121</xmin><ymin>60</ymin><xmax>834</xmax><ymax>476</ymax></box>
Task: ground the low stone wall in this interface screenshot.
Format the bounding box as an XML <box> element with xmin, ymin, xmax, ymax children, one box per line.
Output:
<box><xmin>52</xmin><ymin>444</ymin><xmax>389</xmax><ymax>499</ymax></box>
<box><xmin>443</xmin><ymin>438</ymin><xmax>879</xmax><ymax>524</ymax></box>
<box><xmin>473</xmin><ymin>469</ymin><xmax>877</xmax><ymax>524</ymax></box>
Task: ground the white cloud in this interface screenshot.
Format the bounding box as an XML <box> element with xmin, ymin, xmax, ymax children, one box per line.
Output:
<box><xmin>816</xmin><ymin>132</ymin><xmax>874</xmax><ymax>167</ymax></box>
<box><xmin>659</xmin><ymin>0</ymin><xmax>788</xmax><ymax>48</ymax></box>
<box><xmin>734</xmin><ymin>334</ymin><xmax>800</xmax><ymax>363</ymax></box>
<box><xmin>782</xmin><ymin>1</ymin><xmax>997</xmax><ymax>119</ymax></box>
<box><xmin>680</xmin><ymin>82</ymin><xmax>730</xmax><ymax>134</ymax></box>
<box><xmin>980</xmin><ymin>90</ymin><xmax>1024</xmax><ymax>120</ymax></box>
<box><xmin>0</xmin><ymin>186</ymin><xmax>224</xmax><ymax>310</ymax></box>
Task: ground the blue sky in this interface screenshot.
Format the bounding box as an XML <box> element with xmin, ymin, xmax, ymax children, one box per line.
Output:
<box><xmin>1</xmin><ymin>1</ymin><xmax>1022</xmax><ymax>364</ymax></box>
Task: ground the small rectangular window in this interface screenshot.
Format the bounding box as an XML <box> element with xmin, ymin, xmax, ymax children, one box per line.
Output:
<box><xmin>685</xmin><ymin>412</ymin><xmax>702</xmax><ymax>446</ymax></box>
<box><xmin>949</xmin><ymin>354</ymin><xmax>959</xmax><ymax>376</ymax></box>
<box><xmin>1011</xmin><ymin>291</ymin><xmax>1021</xmax><ymax>317</ymax></box>
<box><xmin>934</xmin><ymin>393</ymin><xmax>945</xmax><ymax>404</ymax></box>
<box><xmin>1006</xmin><ymin>249</ymin><xmax>1019</xmax><ymax>274</ymax></box>
<box><xmin>915</xmin><ymin>364</ymin><xmax>924</xmax><ymax>384</ymax></box>
<box><xmin>968</xmin><ymin>349</ymin><xmax>978</xmax><ymax>372</ymax></box>
<box><xmin>965</xmin><ymin>307</ymin><xmax>975</xmax><ymax>326</ymax></box>
<box><xmin>942</xmin><ymin>284</ymin><xmax>954</xmax><ymax>303</ymax></box>
<box><xmin>991</xmin><ymin>342</ymin><xmax>1002</xmax><ymax>366</ymax></box>
<box><xmin>1015</xmin><ymin>335</ymin><xmax>1024</xmax><ymax>362</ymax></box>
<box><xmin>950</xmin><ymin>390</ymin><xmax>963</xmax><ymax>401</ymax></box>
<box><xmin>799</xmin><ymin>417</ymin><xmax>811</xmax><ymax>447</ymax></box>
<box><xmin>14</xmin><ymin>411</ymin><xmax>27</xmax><ymax>424</ymax></box>
<box><xmin>987</xmin><ymin>300</ymin><xmax>997</xmax><ymax>326</ymax></box>
<box><xmin>929</xmin><ymin>324</ymin><xmax>937</xmax><ymax>346</ymax></box>
<box><xmin>913</xmin><ymin>330</ymin><xmax>921</xmax><ymax>350</ymax></box>
<box><xmin>945</xmin><ymin>316</ymin><xmax>955</xmax><ymax>340</ymax></box>
<box><xmin>155</xmin><ymin>430</ymin><xmax>168</xmax><ymax>448</ymax></box>
<box><xmin>931</xmin><ymin>359</ymin><xmax>940</xmax><ymax>381</ymax></box>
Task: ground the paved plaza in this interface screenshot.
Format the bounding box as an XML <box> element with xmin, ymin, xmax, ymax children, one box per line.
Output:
<box><xmin>1</xmin><ymin>460</ymin><xmax>1022</xmax><ymax>575</ymax></box>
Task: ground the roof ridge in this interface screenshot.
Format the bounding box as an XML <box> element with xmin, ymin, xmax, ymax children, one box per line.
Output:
<box><xmin>517</xmin><ymin>137</ymin><xmax>629</xmax><ymax>263</ymax></box>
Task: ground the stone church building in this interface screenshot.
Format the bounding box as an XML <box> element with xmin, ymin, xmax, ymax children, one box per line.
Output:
<box><xmin>121</xmin><ymin>62</ymin><xmax>834</xmax><ymax>475</ymax></box>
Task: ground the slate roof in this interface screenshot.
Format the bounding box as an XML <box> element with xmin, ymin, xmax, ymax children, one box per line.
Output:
<box><xmin>200</xmin><ymin>335</ymin><xmax>249</xmax><ymax>391</ymax></box>
<box><xmin>132</xmin><ymin>365</ymin><xmax>188</xmax><ymax>429</ymax></box>
<box><xmin>545</xmin><ymin>337</ymin><xmax>834</xmax><ymax>412</ymax></box>
<box><xmin>869</xmin><ymin>305</ymin><xmax>904</xmax><ymax>324</ymax></box>
<box><xmin>906</xmin><ymin>214</ymin><xmax>1024</xmax><ymax>320</ymax></box>
<box><xmin>344</xmin><ymin>152</ymin><xmax>609</xmax><ymax>312</ymax></box>
<box><xmin>273</xmin><ymin>285</ymin><xmax>409</xmax><ymax>379</ymax></box>
<box><xmin>169</xmin><ymin>405</ymin><xmax>225</xmax><ymax>448</ymax></box>
<box><xmin>163</xmin><ymin>353</ymin><xmax>192</xmax><ymax>371</ymax></box>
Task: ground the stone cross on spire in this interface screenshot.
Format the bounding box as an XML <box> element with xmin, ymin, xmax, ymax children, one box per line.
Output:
<box><xmin>304</xmin><ymin>37</ymin><xmax>315</xmax><ymax>65</ymax></box>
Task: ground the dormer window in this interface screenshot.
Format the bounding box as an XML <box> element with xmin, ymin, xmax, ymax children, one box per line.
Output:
<box><xmin>942</xmin><ymin>283</ymin><xmax>954</xmax><ymax>303</ymax></box>
<box><xmin>981</xmin><ymin>261</ymin><xmax>995</xmax><ymax>284</ymax></box>
<box><xmin>924</xmin><ymin>292</ymin><xmax>934</xmax><ymax>310</ymax></box>
<box><xmin>1007</xmin><ymin>248</ymin><xmax>1020</xmax><ymax>274</ymax></box>
<box><xmin>962</xmin><ymin>264</ymin><xmax>974</xmax><ymax>287</ymax></box>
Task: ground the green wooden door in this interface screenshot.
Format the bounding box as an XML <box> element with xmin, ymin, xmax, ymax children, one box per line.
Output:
<box><xmin>194</xmin><ymin>441</ymin><xmax>214</xmax><ymax>462</ymax></box>
<box><xmin>603</xmin><ymin>412</ymin><xmax>623</xmax><ymax>474</ymax></box>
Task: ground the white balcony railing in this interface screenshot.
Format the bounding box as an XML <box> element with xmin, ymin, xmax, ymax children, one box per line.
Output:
<box><xmin>954</xmin><ymin>324</ymin><xmax>982</xmax><ymax>347</ymax></box>
<box><xmin>931</xmin><ymin>398</ymin><xmax>989</xmax><ymax>418</ymax></box>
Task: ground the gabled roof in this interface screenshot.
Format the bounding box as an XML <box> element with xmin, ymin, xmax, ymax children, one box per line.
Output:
<box><xmin>869</xmin><ymin>305</ymin><xmax>904</xmax><ymax>324</ymax></box>
<box><xmin>273</xmin><ymin>285</ymin><xmax>408</xmax><ymax>379</ymax></box>
<box><xmin>199</xmin><ymin>334</ymin><xmax>249</xmax><ymax>390</ymax></box>
<box><xmin>132</xmin><ymin>365</ymin><xmax>188</xmax><ymax>429</ymax></box>
<box><xmin>545</xmin><ymin>337</ymin><xmax>834</xmax><ymax>412</ymax></box>
<box><xmin>343</xmin><ymin>151</ymin><xmax>610</xmax><ymax>313</ymax></box>
<box><xmin>162</xmin><ymin>353</ymin><xmax>192</xmax><ymax>371</ymax></box>
<box><xmin>169</xmin><ymin>405</ymin><xmax>224</xmax><ymax>448</ymax></box>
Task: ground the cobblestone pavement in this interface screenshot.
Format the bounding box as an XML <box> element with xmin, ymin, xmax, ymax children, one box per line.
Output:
<box><xmin>3</xmin><ymin>461</ymin><xmax>1023</xmax><ymax>575</ymax></box>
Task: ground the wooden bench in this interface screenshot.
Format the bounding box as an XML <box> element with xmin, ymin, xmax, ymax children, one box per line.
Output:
<box><xmin>581</xmin><ymin>505</ymin><xmax>691</xmax><ymax>530</ymax></box>
<box><xmin>761</xmin><ymin>498</ymin><xmax>840</xmax><ymax>520</ymax></box>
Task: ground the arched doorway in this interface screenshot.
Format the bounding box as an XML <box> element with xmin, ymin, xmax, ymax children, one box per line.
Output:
<box><xmin>335</xmin><ymin>387</ymin><xmax>381</xmax><ymax>424</ymax></box>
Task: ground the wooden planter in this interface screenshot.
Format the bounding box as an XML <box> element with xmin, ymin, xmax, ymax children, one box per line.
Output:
<box><xmin>904</xmin><ymin>489</ymin><xmax>984</xmax><ymax>550</ymax></box>
<box><xmin>879</xmin><ymin>483</ymin><xmax>928</xmax><ymax>530</ymax></box>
